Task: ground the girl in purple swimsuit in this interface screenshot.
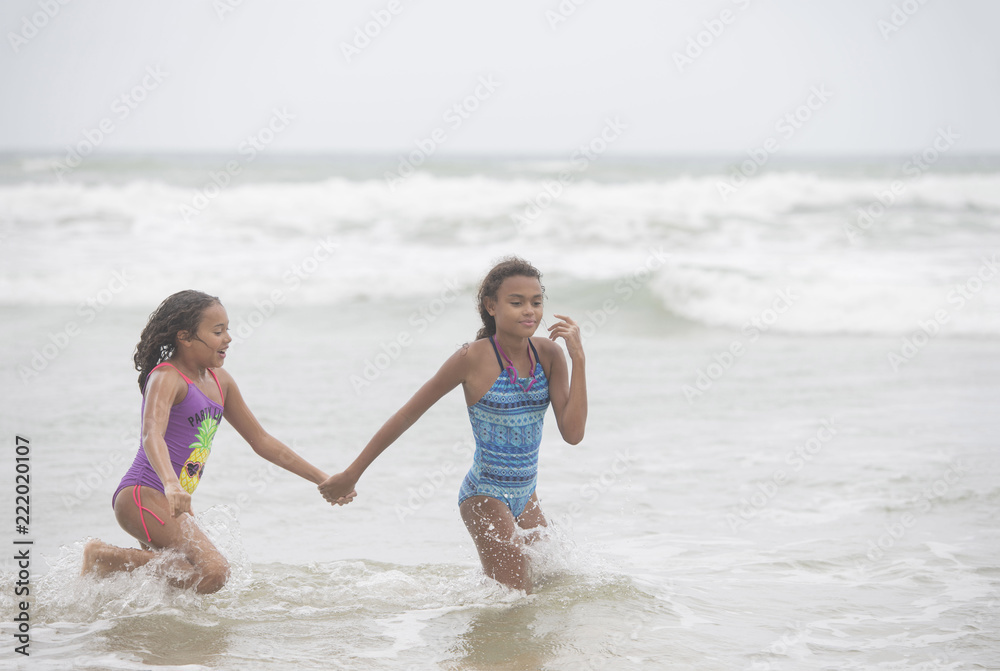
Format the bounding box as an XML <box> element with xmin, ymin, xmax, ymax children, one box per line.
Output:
<box><xmin>319</xmin><ymin>258</ymin><xmax>587</xmax><ymax>593</ymax></box>
<box><xmin>82</xmin><ymin>290</ymin><xmax>354</xmax><ymax>593</ymax></box>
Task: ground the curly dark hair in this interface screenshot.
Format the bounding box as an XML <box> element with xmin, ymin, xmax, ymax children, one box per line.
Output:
<box><xmin>475</xmin><ymin>257</ymin><xmax>544</xmax><ymax>340</ymax></box>
<box><xmin>133</xmin><ymin>290</ymin><xmax>221</xmax><ymax>392</ymax></box>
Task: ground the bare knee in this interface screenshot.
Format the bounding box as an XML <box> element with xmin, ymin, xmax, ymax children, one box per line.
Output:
<box><xmin>488</xmin><ymin>553</ymin><xmax>532</xmax><ymax>593</ymax></box>
<box><xmin>194</xmin><ymin>557</ymin><xmax>230</xmax><ymax>594</ymax></box>
<box><xmin>485</xmin><ymin>552</ymin><xmax>532</xmax><ymax>592</ymax></box>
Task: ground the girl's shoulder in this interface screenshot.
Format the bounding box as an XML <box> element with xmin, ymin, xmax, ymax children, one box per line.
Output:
<box><xmin>212</xmin><ymin>366</ymin><xmax>234</xmax><ymax>383</ymax></box>
<box><xmin>529</xmin><ymin>336</ymin><xmax>562</xmax><ymax>358</ymax></box>
<box><xmin>431</xmin><ymin>339</ymin><xmax>492</xmax><ymax>387</ymax></box>
<box><xmin>529</xmin><ymin>336</ymin><xmax>565</xmax><ymax>375</ymax></box>
<box><xmin>451</xmin><ymin>338</ymin><xmax>491</xmax><ymax>365</ymax></box>
<box><xmin>143</xmin><ymin>363</ymin><xmax>191</xmax><ymax>405</ymax></box>
<box><xmin>146</xmin><ymin>361</ymin><xmax>189</xmax><ymax>387</ymax></box>
<box><xmin>211</xmin><ymin>366</ymin><xmax>236</xmax><ymax>396</ymax></box>
<box><xmin>465</xmin><ymin>336</ymin><xmax>492</xmax><ymax>351</ymax></box>
<box><xmin>451</xmin><ymin>337</ymin><xmax>507</xmax><ymax>371</ymax></box>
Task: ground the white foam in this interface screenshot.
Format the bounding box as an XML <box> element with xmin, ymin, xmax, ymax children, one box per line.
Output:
<box><xmin>2</xmin><ymin>170</ymin><xmax>997</xmax><ymax>335</ymax></box>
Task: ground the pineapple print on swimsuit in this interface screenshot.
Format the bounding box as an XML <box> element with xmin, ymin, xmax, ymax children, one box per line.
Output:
<box><xmin>179</xmin><ymin>416</ymin><xmax>218</xmax><ymax>493</ymax></box>
<box><xmin>113</xmin><ymin>361</ymin><xmax>226</xmax><ymax>542</ymax></box>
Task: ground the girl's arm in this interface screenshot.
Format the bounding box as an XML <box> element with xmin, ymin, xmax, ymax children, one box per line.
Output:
<box><xmin>544</xmin><ymin>314</ymin><xmax>587</xmax><ymax>445</ymax></box>
<box><xmin>217</xmin><ymin>369</ymin><xmax>339</xmax><ymax>493</ymax></box>
<box><xmin>319</xmin><ymin>348</ymin><xmax>468</xmax><ymax>501</ymax></box>
<box><xmin>140</xmin><ymin>368</ymin><xmax>193</xmax><ymax>518</ymax></box>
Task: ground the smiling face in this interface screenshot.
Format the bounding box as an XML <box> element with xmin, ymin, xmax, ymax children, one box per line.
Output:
<box><xmin>181</xmin><ymin>302</ymin><xmax>231</xmax><ymax>368</ymax></box>
<box><xmin>487</xmin><ymin>275</ymin><xmax>544</xmax><ymax>338</ymax></box>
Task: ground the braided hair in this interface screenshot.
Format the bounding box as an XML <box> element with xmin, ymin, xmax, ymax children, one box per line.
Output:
<box><xmin>475</xmin><ymin>257</ymin><xmax>544</xmax><ymax>340</ymax></box>
<box><xmin>133</xmin><ymin>290</ymin><xmax>221</xmax><ymax>392</ymax></box>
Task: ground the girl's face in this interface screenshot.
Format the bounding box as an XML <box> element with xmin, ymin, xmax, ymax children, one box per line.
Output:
<box><xmin>488</xmin><ymin>275</ymin><xmax>544</xmax><ymax>337</ymax></box>
<box><xmin>184</xmin><ymin>302</ymin><xmax>231</xmax><ymax>368</ymax></box>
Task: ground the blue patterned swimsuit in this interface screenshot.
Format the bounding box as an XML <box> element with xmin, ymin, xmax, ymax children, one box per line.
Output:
<box><xmin>458</xmin><ymin>337</ymin><xmax>550</xmax><ymax>517</ymax></box>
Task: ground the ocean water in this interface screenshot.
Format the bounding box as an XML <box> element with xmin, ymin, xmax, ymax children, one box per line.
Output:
<box><xmin>0</xmin><ymin>153</ymin><xmax>998</xmax><ymax>670</ymax></box>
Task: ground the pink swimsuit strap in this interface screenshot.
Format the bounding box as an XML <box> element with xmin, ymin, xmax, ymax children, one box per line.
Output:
<box><xmin>491</xmin><ymin>336</ymin><xmax>538</xmax><ymax>392</ymax></box>
<box><xmin>133</xmin><ymin>485</ymin><xmax>165</xmax><ymax>543</ymax></box>
<box><xmin>150</xmin><ymin>361</ymin><xmax>224</xmax><ymax>405</ymax></box>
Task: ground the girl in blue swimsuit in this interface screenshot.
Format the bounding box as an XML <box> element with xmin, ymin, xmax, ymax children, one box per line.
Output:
<box><xmin>321</xmin><ymin>257</ymin><xmax>588</xmax><ymax>592</ymax></box>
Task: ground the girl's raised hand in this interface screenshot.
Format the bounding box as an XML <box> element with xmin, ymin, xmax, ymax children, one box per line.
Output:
<box><xmin>548</xmin><ymin>314</ymin><xmax>584</xmax><ymax>360</ymax></box>
<box><xmin>319</xmin><ymin>472</ymin><xmax>358</xmax><ymax>506</ymax></box>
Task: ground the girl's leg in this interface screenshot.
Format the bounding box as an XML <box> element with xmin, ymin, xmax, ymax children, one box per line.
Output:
<box><xmin>515</xmin><ymin>492</ymin><xmax>547</xmax><ymax>544</ymax></box>
<box><xmin>82</xmin><ymin>486</ymin><xmax>229</xmax><ymax>594</ymax></box>
<box><xmin>460</xmin><ymin>495</ymin><xmax>532</xmax><ymax>593</ymax></box>
<box><xmin>81</xmin><ymin>540</ymin><xmax>152</xmax><ymax>576</ymax></box>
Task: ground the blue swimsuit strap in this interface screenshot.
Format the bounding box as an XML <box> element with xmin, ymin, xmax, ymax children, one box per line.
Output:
<box><xmin>487</xmin><ymin>336</ymin><xmax>504</xmax><ymax>371</ymax></box>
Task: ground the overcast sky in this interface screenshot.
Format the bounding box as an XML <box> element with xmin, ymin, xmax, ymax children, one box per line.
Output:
<box><xmin>1</xmin><ymin>1</ymin><xmax>997</xmax><ymax>156</ymax></box>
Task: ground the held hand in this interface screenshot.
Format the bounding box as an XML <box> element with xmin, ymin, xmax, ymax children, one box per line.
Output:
<box><xmin>548</xmin><ymin>314</ymin><xmax>584</xmax><ymax>360</ymax></box>
<box><xmin>164</xmin><ymin>483</ymin><xmax>192</xmax><ymax>518</ymax></box>
<box><xmin>319</xmin><ymin>472</ymin><xmax>358</xmax><ymax>506</ymax></box>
